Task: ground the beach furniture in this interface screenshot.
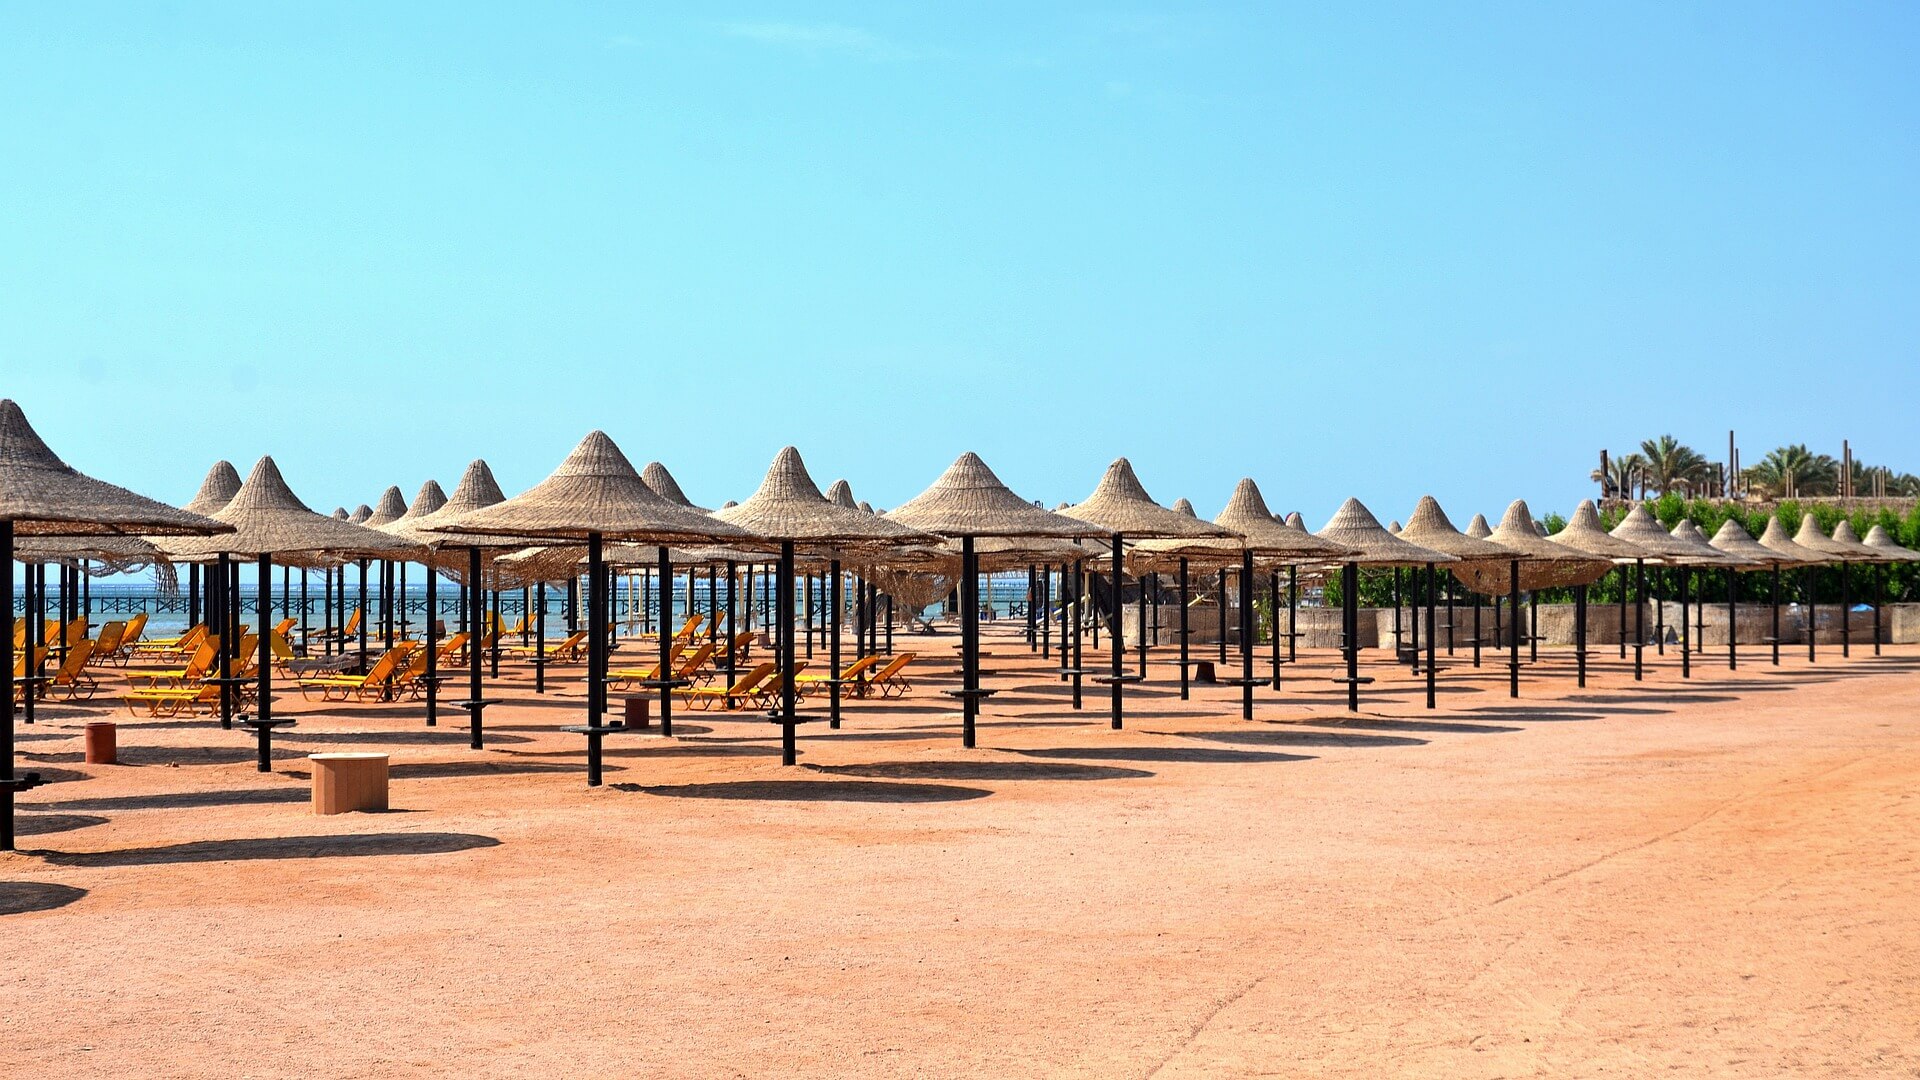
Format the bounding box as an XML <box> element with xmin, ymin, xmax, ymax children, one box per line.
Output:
<box><xmin>677</xmin><ymin>661</ymin><xmax>776</xmax><ymax>711</ymax></box>
<box><xmin>867</xmin><ymin>653</ymin><xmax>918</xmax><ymax>698</ymax></box>
<box><xmin>297</xmin><ymin>644</ymin><xmax>415</xmax><ymax>702</ymax></box>
<box><xmin>310</xmin><ymin>753</ymin><xmax>389</xmax><ymax>814</ymax></box>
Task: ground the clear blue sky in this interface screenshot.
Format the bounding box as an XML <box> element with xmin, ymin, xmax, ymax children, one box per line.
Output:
<box><xmin>4</xmin><ymin>3</ymin><xmax>1916</xmax><ymax>529</ymax></box>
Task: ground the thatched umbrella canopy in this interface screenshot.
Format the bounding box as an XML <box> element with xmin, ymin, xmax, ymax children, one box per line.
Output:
<box><xmin>1054</xmin><ymin>459</ymin><xmax>1236</xmax><ymax>731</ymax></box>
<box><xmin>1829</xmin><ymin>520</ymin><xmax>1892</xmax><ymax>563</ymax></box>
<box><xmin>16</xmin><ymin>534</ymin><xmax>179</xmax><ymax>592</ymax></box>
<box><xmin>1473</xmin><ymin>501</ymin><xmax>1612</xmax><ymax>587</ymax></box>
<box><xmin>713</xmin><ymin>447</ymin><xmax>928</xmax><ymax>762</ymax></box>
<box><xmin>1</xmin><ymin>399</ymin><xmax>231</xmax><ymax>850</ymax></box>
<box><xmin>434</xmin><ymin>435</ymin><xmax>761</xmax><ymax>765</ymax></box>
<box><xmin>641</xmin><ymin>461</ymin><xmax>708</xmax><ymax>513</ymax></box>
<box><xmin>397</xmin><ymin>461</ymin><xmax>515</xmax><ymax>552</ymax></box>
<box><xmin>0</xmin><ymin>400</ymin><xmax>229</xmax><ymax>539</ymax></box>
<box><xmin>1060</xmin><ymin>459</ymin><xmax>1236</xmax><ymax>542</ymax></box>
<box><xmin>1707</xmin><ymin>519</ymin><xmax>1779</xmax><ymax>565</ymax></box>
<box><xmin>1171</xmin><ymin>498</ymin><xmax>1196</xmax><ymax>516</ymax></box>
<box><xmin>1668</xmin><ymin>521</ymin><xmax>1747</xmax><ymax>567</ymax></box>
<box><xmin>1398</xmin><ymin>496</ymin><xmax>1513</xmax><ymax>563</ymax></box>
<box><xmin>331</xmin><ymin>508</ymin><xmax>349</xmax><ymax>520</ymax></box>
<box><xmin>1755</xmin><ymin>517</ymin><xmax>1822</xmax><ymax>563</ymax></box>
<box><xmin>362</xmin><ymin>486</ymin><xmax>408</xmax><ymax>528</ymax></box>
<box><xmin>715</xmin><ymin>448</ymin><xmax>924</xmax><ymax>547</ymax></box>
<box><xmin>890</xmin><ymin>453</ymin><xmax>1104</xmax><ymax>542</ymax></box>
<box><xmin>348</xmin><ymin>505</ymin><xmax>373</xmax><ymax>525</ymax></box>
<box><xmin>1313</xmin><ymin>498</ymin><xmax>1453</xmax><ymax>566</ymax></box>
<box><xmin>380</xmin><ymin>481</ymin><xmax>448</xmax><ymax>537</ymax></box>
<box><xmin>446</xmin><ymin>434</ymin><xmax>753</xmax><ymax>546</ymax></box>
<box><xmin>164</xmin><ymin>458</ymin><xmax>416</xmax><ymax>567</ymax></box>
<box><xmin>1607</xmin><ymin>505</ymin><xmax>1693</xmax><ymax>561</ymax></box>
<box><xmin>183</xmin><ymin>461</ymin><xmax>242</xmax><ymax>516</ymax></box>
<box><xmin>826</xmin><ymin>480</ymin><xmax>858</xmax><ymax>510</ymax></box>
<box><xmin>1864</xmin><ymin>525</ymin><xmax>1920</xmax><ymax>561</ymax></box>
<box><xmin>1144</xmin><ymin>479</ymin><xmax>1354</xmax><ymax>563</ymax></box>
<box><xmin>1549</xmin><ymin>501</ymin><xmax>1646</xmax><ymax>560</ymax></box>
<box><xmin>1465</xmin><ymin>514</ymin><xmax>1493</xmax><ymax>540</ymax></box>
<box><xmin>1790</xmin><ymin>516</ymin><xmax>1866</xmax><ymax>563</ymax></box>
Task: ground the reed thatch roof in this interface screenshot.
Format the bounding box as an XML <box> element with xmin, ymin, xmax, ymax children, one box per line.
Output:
<box><xmin>1863</xmin><ymin>525</ymin><xmax>1920</xmax><ymax>561</ymax></box>
<box><xmin>0</xmin><ymin>399</ymin><xmax>231</xmax><ymax>538</ymax></box>
<box><xmin>437</xmin><ymin>433</ymin><xmax>758</xmax><ymax>546</ymax></box>
<box><xmin>161</xmin><ymin>457</ymin><xmax>417</xmax><ymax>565</ymax></box>
<box><xmin>362</xmin><ymin>486</ymin><xmax>408</xmax><ymax>528</ymax></box>
<box><xmin>1755</xmin><ymin>517</ymin><xmax>1823</xmax><ymax>564</ymax></box>
<box><xmin>887</xmin><ymin>452</ymin><xmax>1104</xmax><ymax>541</ymax></box>
<box><xmin>1706</xmin><ymin>519</ymin><xmax>1780</xmax><ymax>567</ymax></box>
<box><xmin>1060</xmin><ymin>459</ymin><xmax>1237</xmax><ymax>541</ymax></box>
<box><xmin>1791</xmin><ymin>515</ymin><xmax>1868</xmax><ymax>562</ymax></box>
<box><xmin>1397</xmin><ymin>496</ymin><xmax>1514</xmax><ymax>561</ymax></box>
<box><xmin>182</xmin><ymin>461</ymin><xmax>242</xmax><ymax>516</ymax></box>
<box><xmin>1314</xmin><ymin>498</ymin><xmax>1455</xmax><ymax>566</ymax></box>
<box><xmin>641</xmin><ymin>462</ymin><xmax>708</xmax><ymax>512</ymax></box>
<box><xmin>713</xmin><ymin>447</ymin><xmax>926</xmax><ymax>547</ymax></box>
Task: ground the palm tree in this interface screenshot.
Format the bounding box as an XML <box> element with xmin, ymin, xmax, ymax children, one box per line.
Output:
<box><xmin>1591</xmin><ymin>454</ymin><xmax>1646</xmax><ymax>499</ymax></box>
<box><xmin>1638</xmin><ymin>435</ymin><xmax>1709</xmax><ymax>496</ymax></box>
<box><xmin>1743</xmin><ymin>444</ymin><xmax>1837</xmax><ymax>499</ymax></box>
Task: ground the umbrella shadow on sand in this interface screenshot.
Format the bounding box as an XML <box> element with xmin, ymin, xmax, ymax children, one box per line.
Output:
<box><xmin>623</xmin><ymin>779</ymin><xmax>993</xmax><ymax>803</ymax></box>
<box><xmin>31</xmin><ymin>832</ymin><xmax>500</xmax><ymax>867</ymax></box>
<box><xmin>1163</xmin><ymin>728</ymin><xmax>1429</xmax><ymax>749</ymax></box>
<box><xmin>0</xmin><ymin>881</ymin><xmax>88</xmax><ymax>916</ymax></box>
<box><xmin>24</xmin><ymin>788</ymin><xmax>308</xmax><ymax>812</ymax></box>
<box><xmin>804</xmin><ymin>760</ymin><xmax>1152</xmax><ymax>782</ymax></box>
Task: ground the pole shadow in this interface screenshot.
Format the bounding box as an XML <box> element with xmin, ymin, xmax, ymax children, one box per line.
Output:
<box><xmin>34</xmin><ymin>832</ymin><xmax>501</xmax><ymax>867</ymax></box>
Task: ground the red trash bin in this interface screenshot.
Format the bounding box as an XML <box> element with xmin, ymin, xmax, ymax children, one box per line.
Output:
<box><xmin>84</xmin><ymin>722</ymin><xmax>117</xmax><ymax>765</ymax></box>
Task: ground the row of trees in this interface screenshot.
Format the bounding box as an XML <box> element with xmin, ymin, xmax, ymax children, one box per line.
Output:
<box><xmin>1593</xmin><ymin>436</ymin><xmax>1920</xmax><ymax>500</ymax></box>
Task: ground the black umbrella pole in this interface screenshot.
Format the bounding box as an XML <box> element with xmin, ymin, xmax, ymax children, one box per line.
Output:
<box><xmin>1110</xmin><ymin>534</ymin><xmax>1126</xmax><ymax>730</ymax></box>
<box><xmin>779</xmin><ymin>540</ymin><xmax>797</xmax><ymax>766</ymax></box>
<box><xmin>425</xmin><ymin>567</ymin><xmax>438</xmax><ymax>724</ymax></box>
<box><xmin>1239</xmin><ymin>549</ymin><xmax>1254</xmax><ymax>721</ymax></box>
<box><xmin>828</xmin><ymin>560</ymin><xmax>842</xmax><ymax>730</ymax></box>
<box><xmin>258</xmin><ymin>553</ymin><xmax>272</xmax><ymax>727</ymax></box>
<box><xmin>961</xmin><ymin>539</ymin><xmax>978</xmax><ymax>748</ymax></box>
<box><xmin>1177</xmin><ymin>559</ymin><xmax>1190</xmax><ymax>699</ymax></box>
<box><xmin>1575</xmin><ymin>583</ymin><xmax>1588</xmax><ymax>688</ymax></box>
<box><xmin>1424</xmin><ymin>564</ymin><xmax>1437</xmax><ymax>709</ymax></box>
<box><xmin>2</xmin><ymin>520</ymin><xmax>16</xmax><ymax>851</ymax></box>
<box><xmin>468</xmin><ymin>546</ymin><xmax>485</xmax><ymax>749</ymax></box>
<box><xmin>1507</xmin><ymin>560</ymin><xmax>1520</xmax><ymax>699</ymax></box>
<box><xmin>1343</xmin><ymin>563</ymin><xmax>1359</xmax><ymax>712</ymax></box>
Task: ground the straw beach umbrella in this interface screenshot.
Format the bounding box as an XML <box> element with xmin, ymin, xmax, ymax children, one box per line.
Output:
<box><xmin>1609</xmin><ymin>505</ymin><xmax>1695</xmax><ymax>679</ymax></box>
<box><xmin>1753</xmin><ymin>517</ymin><xmax>1826</xmax><ymax>664</ymax></box>
<box><xmin>348</xmin><ymin>505</ymin><xmax>373</xmax><ymax>525</ymax></box>
<box><xmin>166</xmin><ymin>456</ymin><xmax>417</xmax><ymax>743</ymax></box>
<box><xmin>1479</xmin><ymin>501</ymin><xmax>1610</xmax><ymax>695</ymax></box>
<box><xmin>1792</xmin><ymin>516</ymin><xmax>1875</xmax><ymax>658</ymax></box>
<box><xmin>437</xmin><ymin>434</ymin><xmax>759</xmax><ymax>781</ymax></box>
<box><xmin>1548</xmin><ymin>500</ymin><xmax>1652</xmax><ymax>683</ymax></box>
<box><xmin>1863</xmin><ymin>524</ymin><xmax>1920</xmax><ymax>652</ymax></box>
<box><xmin>713</xmin><ymin>448</ymin><xmax>927</xmax><ymax>763</ymax></box>
<box><xmin>1</xmin><ymin>400</ymin><xmax>231</xmax><ymax>849</ymax></box>
<box><xmin>1702</xmin><ymin>518</ymin><xmax>1782</xmax><ymax>669</ymax></box>
<box><xmin>1398</xmin><ymin>496</ymin><xmax>1512</xmax><ymax>699</ymax></box>
<box><xmin>1314</xmin><ymin>498</ymin><xmax>1453</xmax><ymax>711</ymax></box>
<box><xmin>1060</xmin><ymin>459</ymin><xmax>1235</xmax><ymax>732</ymax></box>
<box><xmin>1147</xmin><ymin>479</ymin><xmax>1353</xmax><ymax>714</ymax></box>
<box><xmin>888</xmin><ymin>452</ymin><xmax>1105</xmax><ymax>746</ymax></box>
<box><xmin>1660</xmin><ymin>520</ymin><xmax>1745</xmax><ymax>677</ymax></box>
<box><xmin>173</xmin><ymin>460</ymin><xmax>243</xmax><ymax>629</ymax></box>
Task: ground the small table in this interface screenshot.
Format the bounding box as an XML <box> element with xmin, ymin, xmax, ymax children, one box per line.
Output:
<box><xmin>310</xmin><ymin>753</ymin><xmax>389</xmax><ymax>814</ymax></box>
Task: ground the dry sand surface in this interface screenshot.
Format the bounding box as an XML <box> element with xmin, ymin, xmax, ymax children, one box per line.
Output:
<box><xmin>5</xmin><ymin>626</ymin><xmax>1919</xmax><ymax>1078</ymax></box>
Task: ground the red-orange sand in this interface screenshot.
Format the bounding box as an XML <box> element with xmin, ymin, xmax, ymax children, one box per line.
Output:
<box><xmin>5</xmin><ymin>628</ymin><xmax>1918</xmax><ymax>1077</ymax></box>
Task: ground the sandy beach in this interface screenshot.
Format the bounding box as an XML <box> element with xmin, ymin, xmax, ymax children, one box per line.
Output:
<box><xmin>4</xmin><ymin>628</ymin><xmax>1918</xmax><ymax>1078</ymax></box>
